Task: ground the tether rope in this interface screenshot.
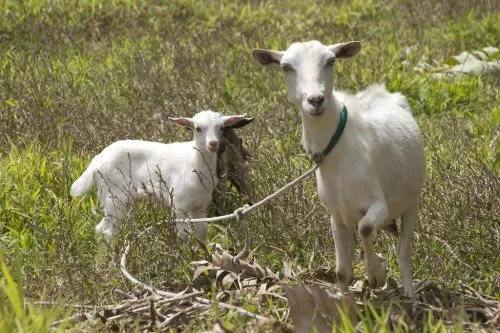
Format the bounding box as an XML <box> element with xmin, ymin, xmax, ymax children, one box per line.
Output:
<box><xmin>119</xmin><ymin>163</ymin><xmax>319</xmax><ymax>319</ymax></box>
<box><xmin>173</xmin><ymin>164</ymin><xmax>319</xmax><ymax>224</ymax></box>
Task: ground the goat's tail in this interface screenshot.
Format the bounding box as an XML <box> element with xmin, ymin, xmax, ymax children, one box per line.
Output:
<box><xmin>70</xmin><ymin>166</ymin><xmax>95</xmax><ymax>197</ymax></box>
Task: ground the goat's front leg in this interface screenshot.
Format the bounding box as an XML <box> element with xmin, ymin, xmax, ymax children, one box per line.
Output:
<box><xmin>331</xmin><ymin>213</ymin><xmax>355</xmax><ymax>292</ymax></box>
<box><xmin>191</xmin><ymin>206</ymin><xmax>208</xmax><ymax>240</ymax></box>
<box><xmin>358</xmin><ymin>200</ymin><xmax>388</xmax><ymax>289</ymax></box>
<box><xmin>175</xmin><ymin>210</ymin><xmax>190</xmax><ymax>242</ymax></box>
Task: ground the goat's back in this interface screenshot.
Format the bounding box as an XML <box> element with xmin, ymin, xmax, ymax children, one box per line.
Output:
<box><xmin>326</xmin><ymin>85</ymin><xmax>425</xmax><ymax>221</ymax></box>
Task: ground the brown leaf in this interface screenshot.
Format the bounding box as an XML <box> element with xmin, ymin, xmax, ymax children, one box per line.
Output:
<box><xmin>212</xmin><ymin>250</ymin><xmax>235</xmax><ymax>270</ymax></box>
<box><xmin>257</xmin><ymin>283</ymin><xmax>268</xmax><ymax>296</ymax></box>
<box><xmin>211</xmin><ymin>248</ymin><xmax>276</xmax><ymax>280</ymax></box>
<box><xmin>283</xmin><ymin>283</ymin><xmax>357</xmax><ymax>333</ymax></box>
<box><xmin>190</xmin><ymin>246</ymin><xmax>278</xmax><ymax>294</ymax></box>
<box><xmin>192</xmin><ymin>265</ymin><xmax>213</xmax><ymax>281</ymax></box>
<box><xmin>282</xmin><ymin>260</ymin><xmax>296</xmax><ymax>280</ymax></box>
<box><xmin>221</xmin><ymin>273</ymin><xmax>237</xmax><ymax>290</ymax></box>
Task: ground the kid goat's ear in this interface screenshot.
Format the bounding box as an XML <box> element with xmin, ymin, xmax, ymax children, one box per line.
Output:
<box><xmin>168</xmin><ymin>117</ymin><xmax>194</xmax><ymax>129</ymax></box>
<box><xmin>228</xmin><ymin>117</ymin><xmax>254</xmax><ymax>129</ymax></box>
<box><xmin>222</xmin><ymin>114</ymin><xmax>250</xmax><ymax>127</ymax></box>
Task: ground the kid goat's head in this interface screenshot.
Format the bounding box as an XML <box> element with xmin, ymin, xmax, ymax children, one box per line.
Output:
<box><xmin>252</xmin><ymin>40</ymin><xmax>361</xmax><ymax>116</ymax></box>
<box><xmin>168</xmin><ymin>110</ymin><xmax>250</xmax><ymax>153</ymax></box>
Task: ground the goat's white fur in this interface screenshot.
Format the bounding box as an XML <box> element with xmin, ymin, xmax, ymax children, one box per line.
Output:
<box><xmin>253</xmin><ymin>41</ymin><xmax>425</xmax><ymax>297</ymax></box>
<box><xmin>70</xmin><ymin>110</ymin><xmax>248</xmax><ymax>241</ymax></box>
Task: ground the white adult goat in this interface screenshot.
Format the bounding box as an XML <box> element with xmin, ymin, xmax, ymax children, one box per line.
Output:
<box><xmin>70</xmin><ymin>110</ymin><xmax>250</xmax><ymax>241</ymax></box>
<box><xmin>253</xmin><ymin>41</ymin><xmax>425</xmax><ymax>297</ymax></box>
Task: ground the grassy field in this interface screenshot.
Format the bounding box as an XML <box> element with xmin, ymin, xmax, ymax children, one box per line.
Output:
<box><xmin>0</xmin><ymin>0</ymin><xmax>499</xmax><ymax>331</ymax></box>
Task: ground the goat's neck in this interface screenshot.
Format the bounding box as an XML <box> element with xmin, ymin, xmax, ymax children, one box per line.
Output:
<box><xmin>300</xmin><ymin>95</ymin><xmax>343</xmax><ymax>156</ymax></box>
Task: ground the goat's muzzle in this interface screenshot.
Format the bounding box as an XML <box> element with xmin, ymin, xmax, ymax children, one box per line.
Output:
<box><xmin>208</xmin><ymin>140</ymin><xmax>218</xmax><ymax>152</ymax></box>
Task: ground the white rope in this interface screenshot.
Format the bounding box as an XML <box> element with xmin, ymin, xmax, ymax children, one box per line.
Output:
<box><xmin>120</xmin><ymin>237</ymin><xmax>269</xmax><ymax>321</ymax></box>
<box><xmin>175</xmin><ymin>163</ymin><xmax>319</xmax><ymax>224</ymax></box>
<box><xmin>120</xmin><ymin>163</ymin><xmax>319</xmax><ymax>320</ymax></box>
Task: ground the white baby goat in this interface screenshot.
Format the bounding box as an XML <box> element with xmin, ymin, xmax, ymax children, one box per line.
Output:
<box><xmin>253</xmin><ymin>41</ymin><xmax>425</xmax><ymax>297</ymax></box>
<box><xmin>70</xmin><ymin>110</ymin><xmax>249</xmax><ymax>241</ymax></box>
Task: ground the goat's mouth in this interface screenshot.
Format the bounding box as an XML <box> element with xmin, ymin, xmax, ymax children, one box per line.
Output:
<box><xmin>207</xmin><ymin>145</ymin><xmax>218</xmax><ymax>152</ymax></box>
<box><xmin>303</xmin><ymin>105</ymin><xmax>326</xmax><ymax>117</ymax></box>
<box><xmin>310</xmin><ymin>110</ymin><xmax>325</xmax><ymax>117</ymax></box>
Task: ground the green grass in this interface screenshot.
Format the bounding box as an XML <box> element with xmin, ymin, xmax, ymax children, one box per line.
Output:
<box><xmin>0</xmin><ymin>0</ymin><xmax>499</xmax><ymax>331</ymax></box>
<box><xmin>0</xmin><ymin>247</ymin><xmax>70</xmax><ymax>332</ymax></box>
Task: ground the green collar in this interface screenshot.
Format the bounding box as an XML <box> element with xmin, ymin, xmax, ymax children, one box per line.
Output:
<box><xmin>312</xmin><ymin>105</ymin><xmax>348</xmax><ymax>164</ymax></box>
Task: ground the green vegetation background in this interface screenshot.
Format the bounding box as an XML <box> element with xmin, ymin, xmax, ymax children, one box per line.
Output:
<box><xmin>0</xmin><ymin>0</ymin><xmax>498</xmax><ymax>331</ymax></box>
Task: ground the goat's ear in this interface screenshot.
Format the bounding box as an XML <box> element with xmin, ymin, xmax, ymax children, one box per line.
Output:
<box><xmin>252</xmin><ymin>49</ymin><xmax>283</xmax><ymax>66</ymax></box>
<box><xmin>327</xmin><ymin>41</ymin><xmax>361</xmax><ymax>59</ymax></box>
<box><xmin>228</xmin><ymin>117</ymin><xmax>254</xmax><ymax>129</ymax></box>
<box><xmin>168</xmin><ymin>117</ymin><xmax>194</xmax><ymax>129</ymax></box>
<box><xmin>222</xmin><ymin>114</ymin><xmax>249</xmax><ymax>127</ymax></box>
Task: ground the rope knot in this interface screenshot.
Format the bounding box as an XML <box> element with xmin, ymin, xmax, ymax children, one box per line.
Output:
<box><xmin>233</xmin><ymin>204</ymin><xmax>249</xmax><ymax>221</ymax></box>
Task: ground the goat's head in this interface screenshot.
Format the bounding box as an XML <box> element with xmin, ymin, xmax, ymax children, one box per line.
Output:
<box><xmin>168</xmin><ymin>110</ymin><xmax>248</xmax><ymax>154</ymax></box>
<box><xmin>252</xmin><ymin>40</ymin><xmax>361</xmax><ymax>116</ymax></box>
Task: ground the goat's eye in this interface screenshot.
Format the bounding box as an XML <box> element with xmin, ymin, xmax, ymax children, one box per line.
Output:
<box><xmin>281</xmin><ymin>63</ymin><xmax>294</xmax><ymax>72</ymax></box>
<box><xmin>325</xmin><ymin>58</ymin><xmax>336</xmax><ymax>67</ymax></box>
<box><xmin>195</xmin><ymin>127</ymin><xmax>202</xmax><ymax>132</ymax></box>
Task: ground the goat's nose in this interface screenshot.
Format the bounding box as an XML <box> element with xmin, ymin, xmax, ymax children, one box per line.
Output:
<box><xmin>307</xmin><ymin>94</ymin><xmax>325</xmax><ymax>108</ymax></box>
<box><xmin>208</xmin><ymin>140</ymin><xmax>218</xmax><ymax>151</ymax></box>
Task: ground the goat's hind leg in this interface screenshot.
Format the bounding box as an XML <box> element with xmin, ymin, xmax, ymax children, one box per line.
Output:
<box><xmin>358</xmin><ymin>200</ymin><xmax>388</xmax><ymax>289</ymax></box>
<box><xmin>398</xmin><ymin>200</ymin><xmax>419</xmax><ymax>298</ymax></box>
<box><xmin>96</xmin><ymin>194</ymin><xmax>127</xmax><ymax>241</ymax></box>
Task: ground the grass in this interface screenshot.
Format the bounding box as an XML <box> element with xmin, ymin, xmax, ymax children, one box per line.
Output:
<box><xmin>0</xmin><ymin>247</ymin><xmax>69</xmax><ymax>332</ymax></box>
<box><xmin>0</xmin><ymin>0</ymin><xmax>499</xmax><ymax>331</ymax></box>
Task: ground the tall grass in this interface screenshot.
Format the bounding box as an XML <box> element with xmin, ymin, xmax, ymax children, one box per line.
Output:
<box><xmin>0</xmin><ymin>247</ymin><xmax>68</xmax><ymax>332</ymax></box>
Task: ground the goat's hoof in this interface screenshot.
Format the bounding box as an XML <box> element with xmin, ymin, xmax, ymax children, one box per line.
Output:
<box><xmin>95</xmin><ymin>224</ymin><xmax>114</xmax><ymax>242</ymax></box>
<box><xmin>366</xmin><ymin>254</ymin><xmax>387</xmax><ymax>289</ymax></box>
<box><xmin>402</xmin><ymin>288</ymin><xmax>417</xmax><ymax>299</ymax></box>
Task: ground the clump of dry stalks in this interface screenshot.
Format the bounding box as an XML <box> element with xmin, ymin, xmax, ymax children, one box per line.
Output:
<box><xmin>212</xmin><ymin>120</ymin><xmax>255</xmax><ymax>215</ymax></box>
<box><xmin>47</xmin><ymin>244</ymin><xmax>498</xmax><ymax>332</ymax></box>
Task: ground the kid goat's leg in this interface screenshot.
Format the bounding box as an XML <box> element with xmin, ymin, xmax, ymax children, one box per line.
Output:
<box><xmin>358</xmin><ymin>200</ymin><xmax>388</xmax><ymax>289</ymax></box>
<box><xmin>191</xmin><ymin>206</ymin><xmax>208</xmax><ymax>240</ymax></box>
<box><xmin>331</xmin><ymin>213</ymin><xmax>354</xmax><ymax>292</ymax></box>
<box><xmin>96</xmin><ymin>194</ymin><xmax>127</xmax><ymax>241</ymax></box>
<box><xmin>399</xmin><ymin>200</ymin><xmax>419</xmax><ymax>298</ymax></box>
<box><xmin>175</xmin><ymin>210</ymin><xmax>190</xmax><ymax>241</ymax></box>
